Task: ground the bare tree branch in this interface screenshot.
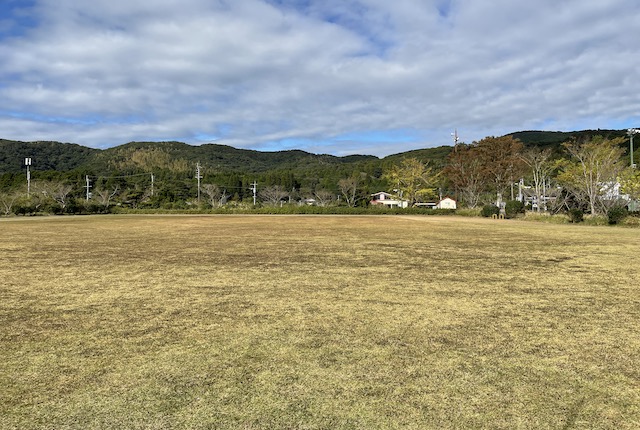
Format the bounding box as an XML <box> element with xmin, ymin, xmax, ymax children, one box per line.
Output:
<box><xmin>259</xmin><ymin>185</ymin><xmax>288</xmax><ymax>206</ymax></box>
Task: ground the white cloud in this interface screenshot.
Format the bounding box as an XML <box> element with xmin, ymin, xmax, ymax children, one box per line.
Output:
<box><xmin>0</xmin><ymin>0</ymin><xmax>639</xmax><ymax>156</ymax></box>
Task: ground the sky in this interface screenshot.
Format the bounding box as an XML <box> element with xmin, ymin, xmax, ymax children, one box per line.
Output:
<box><xmin>0</xmin><ymin>0</ymin><xmax>639</xmax><ymax>157</ymax></box>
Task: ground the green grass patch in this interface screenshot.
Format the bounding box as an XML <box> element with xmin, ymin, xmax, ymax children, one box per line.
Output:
<box><xmin>522</xmin><ymin>212</ymin><xmax>570</xmax><ymax>224</ymax></box>
<box><xmin>1</xmin><ymin>215</ymin><xmax>640</xmax><ymax>429</ymax></box>
<box><xmin>455</xmin><ymin>207</ymin><xmax>482</xmax><ymax>217</ymax></box>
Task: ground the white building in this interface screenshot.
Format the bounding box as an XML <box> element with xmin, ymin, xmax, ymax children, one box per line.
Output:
<box><xmin>435</xmin><ymin>197</ymin><xmax>457</xmax><ymax>210</ymax></box>
<box><xmin>370</xmin><ymin>192</ymin><xmax>409</xmax><ymax>208</ymax></box>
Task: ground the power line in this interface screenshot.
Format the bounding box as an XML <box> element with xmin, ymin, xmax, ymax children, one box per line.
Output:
<box><xmin>87</xmin><ymin>172</ymin><xmax>152</xmax><ymax>180</ymax></box>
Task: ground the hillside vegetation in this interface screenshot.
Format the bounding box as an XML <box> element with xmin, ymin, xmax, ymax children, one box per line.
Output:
<box><xmin>1</xmin><ymin>129</ymin><xmax>628</xmax><ymax>175</ymax></box>
<box><xmin>0</xmin><ymin>140</ymin><xmax>380</xmax><ymax>175</ymax></box>
<box><xmin>0</xmin><ymin>129</ymin><xmax>636</xmax><ymax>217</ymax></box>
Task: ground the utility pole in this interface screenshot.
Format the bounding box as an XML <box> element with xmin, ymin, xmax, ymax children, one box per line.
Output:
<box><xmin>150</xmin><ymin>173</ymin><xmax>155</xmax><ymax>197</ymax></box>
<box><xmin>24</xmin><ymin>157</ymin><xmax>32</xmax><ymax>197</ymax></box>
<box><xmin>451</xmin><ymin>129</ymin><xmax>459</xmax><ymax>146</ymax></box>
<box><xmin>85</xmin><ymin>175</ymin><xmax>92</xmax><ymax>201</ymax></box>
<box><xmin>517</xmin><ymin>178</ymin><xmax>524</xmax><ymax>202</ymax></box>
<box><xmin>628</xmin><ymin>128</ymin><xmax>639</xmax><ymax>168</ymax></box>
<box><xmin>250</xmin><ymin>181</ymin><xmax>257</xmax><ymax>205</ymax></box>
<box><xmin>195</xmin><ymin>162</ymin><xmax>202</xmax><ymax>201</ymax></box>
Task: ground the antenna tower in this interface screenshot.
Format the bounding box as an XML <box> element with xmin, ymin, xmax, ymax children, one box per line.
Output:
<box><xmin>451</xmin><ymin>129</ymin><xmax>460</xmax><ymax>146</ymax></box>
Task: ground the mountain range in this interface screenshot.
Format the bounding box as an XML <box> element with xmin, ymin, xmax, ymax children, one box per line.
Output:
<box><xmin>0</xmin><ymin>129</ymin><xmax>630</xmax><ymax>176</ymax></box>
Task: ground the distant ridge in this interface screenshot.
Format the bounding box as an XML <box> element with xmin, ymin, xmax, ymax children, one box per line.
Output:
<box><xmin>0</xmin><ymin>129</ymin><xmax>632</xmax><ymax>174</ymax></box>
<box><xmin>508</xmin><ymin>129</ymin><xmax>629</xmax><ymax>147</ymax></box>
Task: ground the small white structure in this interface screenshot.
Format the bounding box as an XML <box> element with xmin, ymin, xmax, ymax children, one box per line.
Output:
<box><xmin>414</xmin><ymin>202</ymin><xmax>437</xmax><ymax>209</ymax></box>
<box><xmin>299</xmin><ymin>198</ymin><xmax>317</xmax><ymax>206</ymax></box>
<box><xmin>370</xmin><ymin>191</ymin><xmax>409</xmax><ymax>208</ymax></box>
<box><xmin>435</xmin><ymin>197</ymin><xmax>457</xmax><ymax>210</ymax></box>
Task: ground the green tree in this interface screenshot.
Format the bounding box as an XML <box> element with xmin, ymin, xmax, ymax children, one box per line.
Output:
<box><xmin>619</xmin><ymin>167</ymin><xmax>640</xmax><ymax>210</ymax></box>
<box><xmin>383</xmin><ymin>158</ymin><xmax>439</xmax><ymax>206</ymax></box>
<box><xmin>557</xmin><ymin>136</ymin><xmax>627</xmax><ymax>215</ymax></box>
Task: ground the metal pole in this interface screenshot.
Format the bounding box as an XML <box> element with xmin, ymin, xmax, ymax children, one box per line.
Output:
<box><xmin>251</xmin><ymin>181</ymin><xmax>257</xmax><ymax>205</ymax></box>
<box><xmin>25</xmin><ymin>158</ymin><xmax>32</xmax><ymax>197</ymax></box>
<box><xmin>632</xmin><ymin>133</ymin><xmax>636</xmax><ymax>168</ymax></box>
<box><xmin>85</xmin><ymin>175</ymin><xmax>91</xmax><ymax>201</ymax></box>
<box><xmin>195</xmin><ymin>162</ymin><xmax>202</xmax><ymax>201</ymax></box>
<box><xmin>628</xmin><ymin>128</ymin><xmax>639</xmax><ymax>168</ymax></box>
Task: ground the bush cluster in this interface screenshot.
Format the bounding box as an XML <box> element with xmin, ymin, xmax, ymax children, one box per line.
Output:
<box><xmin>481</xmin><ymin>205</ymin><xmax>500</xmax><ymax>217</ymax></box>
<box><xmin>568</xmin><ymin>209</ymin><xmax>584</xmax><ymax>223</ymax></box>
<box><xmin>6</xmin><ymin>199</ymin><xmax>115</xmax><ymax>216</ymax></box>
<box><xmin>607</xmin><ymin>206</ymin><xmax>629</xmax><ymax>225</ymax></box>
<box><xmin>504</xmin><ymin>200</ymin><xmax>525</xmax><ymax>219</ymax></box>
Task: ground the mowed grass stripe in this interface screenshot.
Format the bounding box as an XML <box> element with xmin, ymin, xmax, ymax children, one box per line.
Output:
<box><xmin>1</xmin><ymin>215</ymin><xmax>639</xmax><ymax>429</ymax></box>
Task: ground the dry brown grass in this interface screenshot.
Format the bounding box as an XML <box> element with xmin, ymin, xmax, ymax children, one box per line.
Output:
<box><xmin>1</xmin><ymin>215</ymin><xmax>639</xmax><ymax>429</ymax></box>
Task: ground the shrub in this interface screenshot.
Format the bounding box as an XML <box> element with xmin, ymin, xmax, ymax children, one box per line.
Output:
<box><xmin>481</xmin><ymin>205</ymin><xmax>499</xmax><ymax>217</ymax></box>
<box><xmin>65</xmin><ymin>200</ymin><xmax>84</xmax><ymax>214</ymax></box>
<box><xmin>39</xmin><ymin>202</ymin><xmax>63</xmax><ymax>215</ymax></box>
<box><xmin>607</xmin><ymin>206</ymin><xmax>628</xmax><ymax>225</ymax></box>
<box><xmin>13</xmin><ymin>202</ymin><xmax>34</xmax><ymax>216</ymax></box>
<box><xmin>568</xmin><ymin>209</ymin><xmax>584</xmax><ymax>223</ymax></box>
<box><xmin>505</xmin><ymin>200</ymin><xmax>525</xmax><ymax>219</ymax></box>
<box><xmin>621</xmin><ymin>214</ymin><xmax>640</xmax><ymax>227</ymax></box>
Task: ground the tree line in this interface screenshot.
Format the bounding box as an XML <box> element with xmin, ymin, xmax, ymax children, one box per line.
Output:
<box><xmin>1</xmin><ymin>133</ymin><xmax>638</xmax><ymax>217</ymax></box>
<box><xmin>445</xmin><ymin>134</ymin><xmax>638</xmax><ymax>216</ymax></box>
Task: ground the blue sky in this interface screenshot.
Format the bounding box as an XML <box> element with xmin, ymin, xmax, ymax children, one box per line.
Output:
<box><xmin>1</xmin><ymin>0</ymin><xmax>639</xmax><ymax>156</ymax></box>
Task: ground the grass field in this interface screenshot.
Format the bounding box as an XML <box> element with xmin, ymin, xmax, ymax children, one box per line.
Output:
<box><xmin>1</xmin><ymin>215</ymin><xmax>639</xmax><ymax>429</ymax></box>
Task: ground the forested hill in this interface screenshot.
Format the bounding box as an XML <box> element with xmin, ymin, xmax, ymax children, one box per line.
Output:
<box><xmin>0</xmin><ymin>129</ymin><xmax>630</xmax><ymax>174</ymax></box>
<box><xmin>508</xmin><ymin>129</ymin><xmax>629</xmax><ymax>149</ymax></box>
<box><xmin>107</xmin><ymin>141</ymin><xmax>378</xmax><ymax>172</ymax></box>
<box><xmin>0</xmin><ymin>139</ymin><xmax>99</xmax><ymax>173</ymax></box>
<box><xmin>0</xmin><ymin>140</ymin><xmax>378</xmax><ymax>175</ymax></box>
